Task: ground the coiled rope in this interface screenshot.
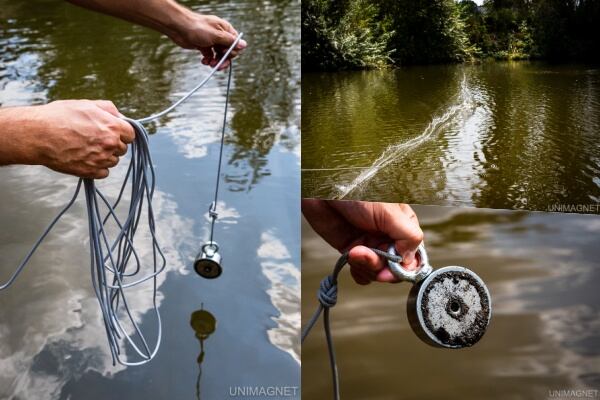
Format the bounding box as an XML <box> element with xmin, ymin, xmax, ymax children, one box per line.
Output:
<box><xmin>0</xmin><ymin>33</ymin><xmax>243</xmax><ymax>366</ymax></box>
<box><xmin>302</xmin><ymin>247</ymin><xmax>403</xmax><ymax>400</ymax></box>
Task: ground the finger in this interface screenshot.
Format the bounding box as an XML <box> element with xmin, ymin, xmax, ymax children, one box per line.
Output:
<box><xmin>388</xmin><ymin>206</ymin><xmax>423</xmax><ymax>265</ymax></box>
<box><xmin>375</xmin><ymin>268</ymin><xmax>401</xmax><ymax>283</ymax></box>
<box><xmin>213</xmin><ymin>30</ymin><xmax>237</xmax><ymax>48</ymax></box>
<box><xmin>199</xmin><ymin>47</ymin><xmax>214</xmax><ymax>63</ymax></box>
<box><xmin>302</xmin><ymin>199</ymin><xmax>363</xmax><ymax>252</ymax></box>
<box><xmin>215</xmin><ymin>47</ymin><xmax>239</xmax><ymax>59</ymax></box>
<box><xmin>399</xmin><ymin>203</ymin><xmax>420</xmax><ymax>225</ymax></box>
<box><xmin>113</xmin><ymin>141</ymin><xmax>127</xmax><ymax>157</ymax></box>
<box><xmin>236</xmin><ymin>38</ymin><xmax>247</xmax><ymax>50</ymax></box>
<box><xmin>350</xmin><ymin>267</ymin><xmax>371</xmax><ymax>285</ymax></box>
<box><xmin>97</xmin><ymin>155</ymin><xmax>119</xmax><ymax>168</ymax></box>
<box><xmin>215</xmin><ymin>44</ymin><xmax>241</xmax><ymax>59</ymax></box>
<box><xmin>218</xmin><ymin>58</ymin><xmax>231</xmax><ymax>70</ymax></box>
<box><xmin>348</xmin><ymin>245</ymin><xmax>386</xmax><ymax>273</ymax></box>
<box><xmin>331</xmin><ymin>201</ymin><xmax>424</xmax><ymax>265</ymax></box>
<box><xmin>350</xmin><ymin>262</ymin><xmax>378</xmax><ymax>282</ymax></box>
<box><xmin>116</xmin><ymin>119</ymin><xmax>135</xmax><ymax>144</ymax></box>
<box><xmin>93</xmin><ymin>168</ymin><xmax>110</xmax><ymax>179</ymax></box>
<box><xmin>221</xmin><ymin>19</ymin><xmax>238</xmax><ymax>37</ymax></box>
<box><xmin>93</xmin><ymin>100</ymin><xmax>120</xmax><ymax>117</ymax></box>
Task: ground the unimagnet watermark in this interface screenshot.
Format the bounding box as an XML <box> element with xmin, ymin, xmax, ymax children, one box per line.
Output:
<box><xmin>548</xmin><ymin>389</ymin><xmax>599</xmax><ymax>398</ymax></box>
<box><xmin>547</xmin><ymin>203</ymin><xmax>600</xmax><ymax>214</ymax></box>
<box><xmin>228</xmin><ymin>386</ymin><xmax>300</xmax><ymax>398</ymax></box>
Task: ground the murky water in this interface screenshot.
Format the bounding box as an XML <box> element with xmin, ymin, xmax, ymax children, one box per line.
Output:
<box><xmin>302</xmin><ymin>206</ymin><xmax>600</xmax><ymax>399</ymax></box>
<box><xmin>0</xmin><ymin>0</ymin><xmax>300</xmax><ymax>398</ymax></box>
<box><xmin>302</xmin><ymin>64</ymin><xmax>600</xmax><ymax>213</ymax></box>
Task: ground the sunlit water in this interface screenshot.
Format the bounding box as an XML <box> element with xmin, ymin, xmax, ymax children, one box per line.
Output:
<box><xmin>302</xmin><ymin>206</ymin><xmax>600</xmax><ymax>399</ymax></box>
<box><xmin>0</xmin><ymin>0</ymin><xmax>300</xmax><ymax>398</ymax></box>
<box><xmin>302</xmin><ymin>64</ymin><xmax>600</xmax><ymax>212</ymax></box>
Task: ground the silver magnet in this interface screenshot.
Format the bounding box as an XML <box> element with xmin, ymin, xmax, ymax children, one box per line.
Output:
<box><xmin>406</xmin><ymin>266</ymin><xmax>491</xmax><ymax>348</ymax></box>
<box><xmin>194</xmin><ymin>241</ymin><xmax>222</xmax><ymax>279</ymax></box>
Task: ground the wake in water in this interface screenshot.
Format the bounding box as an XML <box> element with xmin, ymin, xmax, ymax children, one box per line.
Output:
<box><xmin>334</xmin><ymin>75</ymin><xmax>479</xmax><ymax>199</ymax></box>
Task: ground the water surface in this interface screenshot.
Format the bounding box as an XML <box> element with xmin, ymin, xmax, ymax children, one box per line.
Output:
<box><xmin>302</xmin><ymin>63</ymin><xmax>600</xmax><ymax>213</ymax></box>
<box><xmin>302</xmin><ymin>206</ymin><xmax>600</xmax><ymax>399</ymax></box>
<box><xmin>0</xmin><ymin>0</ymin><xmax>300</xmax><ymax>398</ymax></box>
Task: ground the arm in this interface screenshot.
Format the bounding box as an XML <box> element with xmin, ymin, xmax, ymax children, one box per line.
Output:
<box><xmin>0</xmin><ymin>100</ymin><xmax>134</xmax><ymax>179</ymax></box>
<box><xmin>66</xmin><ymin>0</ymin><xmax>247</xmax><ymax>69</ymax></box>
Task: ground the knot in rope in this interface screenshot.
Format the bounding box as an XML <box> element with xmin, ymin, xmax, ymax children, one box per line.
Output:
<box><xmin>318</xmin><ymin>275</ymin><xmax>338</xmax><ymax>308</ymax></box>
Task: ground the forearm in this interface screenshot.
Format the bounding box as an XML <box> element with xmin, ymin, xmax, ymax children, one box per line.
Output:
<box><xmin>66</xmin><ymin>0</ymin><xmax>194</xmax><ymax>40</ymax></box>
<box><xmin>0</xmin><ymin>107</ymin><xmax>43</xmax><ymax>166</ymax></box>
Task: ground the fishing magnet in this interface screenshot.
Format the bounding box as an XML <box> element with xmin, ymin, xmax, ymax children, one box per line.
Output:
<box><xmin>194</xmin><ymin>241</ymin><xmax>222</xmax><ymax>279</ymax></box>
<box><xmin>406</xmin><ymin>266</ymin><xmax>491</xmax><ymax>348</ymax></box>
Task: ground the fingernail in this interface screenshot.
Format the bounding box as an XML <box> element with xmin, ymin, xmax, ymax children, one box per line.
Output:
<box><xmin>238</xmin><ymin>39</ymin><xmax>247</xmax><ymax>49</ymax></box>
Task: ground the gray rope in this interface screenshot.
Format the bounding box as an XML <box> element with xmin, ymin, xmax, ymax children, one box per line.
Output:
<box><xmin>302</xmin><ymin>247</ymin><xmax>403</xmax><ymax>400</ymax></box>
<box><xmin>0</xmin><ymin>33</ymin><xmax>243</xmax><ymax>366</ymax></box>
<box><xmin>208</xmin><ymin>60</ymin><xmax>233</xmax><ymax>243</ymax></box>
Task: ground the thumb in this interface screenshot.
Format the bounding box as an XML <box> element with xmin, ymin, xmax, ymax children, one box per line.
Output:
<box><xmin>212</xmin><ymin>30</ymin><xmax>237</xmax><ymax>48</ymax></box>
<box><xmin>376</xmin><ymin>204</ymin><xmax>424</xmax><ymax>266</ymax></box>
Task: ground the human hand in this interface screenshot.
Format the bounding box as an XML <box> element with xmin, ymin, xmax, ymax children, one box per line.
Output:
<box><xmin>170</xmin><ymin>12</ymin><xmax>247</xmax><ymax>70</ymax></box>
<box><xmin>302</xmin><ymin>200</ymin><xmax>424</xmax><ymax>285</ymax></box>
<box><xmin>27</xmin><ymin>100</ymin><xmax>135</xmax><ymax>179</ymax></box>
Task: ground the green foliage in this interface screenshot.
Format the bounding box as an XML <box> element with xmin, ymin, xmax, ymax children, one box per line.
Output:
<box><xmin>379</xmin><ymin>0</ymin><xmax>476</xmax><ymax>64</ymax></box>
<box><xmin>302</xmin><ymin>0</ymin><xmax>393</xmax><ymax>70</ymax></box>
<box><xmin>460</xmin><ymin>0</ymin><xmax>598</xmax><ymax>61</ymax></box>
<box><xmin>458</xmin><ymin>0</ymin><xmax>536</xmax><ymax>60</ymax></box>
<box><xmin>302</xmin><ymin>0</ymin><xmax>600</xmax><ymax>70</ymax></box>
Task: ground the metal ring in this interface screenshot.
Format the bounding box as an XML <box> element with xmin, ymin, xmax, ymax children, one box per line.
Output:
<box><xmin>387</xmin><ymin>242</ymin><xmax>433</xmax><ymax>283</ymax></box>
<box><xmin>202</xmin><ymin>241</ymin><xmax>219</xmax><ymax>255</ymax></box>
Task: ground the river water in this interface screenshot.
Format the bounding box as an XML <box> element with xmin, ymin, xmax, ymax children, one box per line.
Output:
<box><xmin>302</xmin><ymin>206</ymin><xmax>600</xmax><ymax>399</ymax></box>
<box><xmin>0</xmin><ymin>0</ymin><xmax>300</xmax><ymax>398</ymax></box>
<box><xmin>302</xmin><ymin>63</ymin><xmax>600</xmax><ymax>213</ymax></box>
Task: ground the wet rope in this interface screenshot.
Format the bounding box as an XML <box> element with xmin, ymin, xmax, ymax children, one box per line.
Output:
<box><xmin>0</xmin><ymin>33</ymin><xmax>243</xmax><ymax>366</ymax></box>
<box><xmin>302</xmin><ymin>247</ymin><xmax>403</xmax><ymax>400</ymax></box>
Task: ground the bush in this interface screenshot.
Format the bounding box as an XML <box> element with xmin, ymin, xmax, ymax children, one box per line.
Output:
<box><xmin>302</xmin><ymin>0</ymin><xmax>393</xmax><ymax>70</ymax></box>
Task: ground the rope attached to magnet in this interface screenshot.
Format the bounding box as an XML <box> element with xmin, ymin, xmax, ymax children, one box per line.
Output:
<box><xmin>301</xmin><ymin>247</ymin><xmax>403</xmax><ymax>400</ymax></box>
<box><xmin>0</xmin><ymin>33</ymin><xmax>244</xmax><ymax>366</ymax></box>
<box><xmin>208</xmin><ymin>61</ymin><xmax>233</xmax><ymax>244</ymax></box>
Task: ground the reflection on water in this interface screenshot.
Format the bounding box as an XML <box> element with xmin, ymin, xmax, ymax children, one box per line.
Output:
<box><xmin>0</xmin><ymin>0</ymin><xmax>299</xmax><ymax>398</ymax></box>
<box><xmin>190</xmin><ymin>305</ymin><xmax>217</xmax><ymax>399</ymax></box>
<box><xmin>302</xmin><ymin>63</ymin><xmax>600</xmax><ymax>212</ymax></box>
<box><xmin>302</xmin><ymin>206</ymin><xmax>600</xmax><ymax>399</ymax></box>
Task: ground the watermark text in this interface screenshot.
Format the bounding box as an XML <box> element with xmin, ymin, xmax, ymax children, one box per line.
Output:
<box><xmin>229</xmin><ymin>386</ymin><xmax>299</xmax><ymax>398</ymax></box>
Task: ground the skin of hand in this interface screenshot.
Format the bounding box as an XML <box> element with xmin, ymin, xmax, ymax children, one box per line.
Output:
<box><xmin>168</xmin><ymin>13</ymin><xmax>247</xmax><ymax>70</ymax></box>
<box><xmin>67</xmin><ymin>0</ymin><xmax>247</xmax><ymax>70</ymax></box>
<box><xmin>0</xmin><ymin>100</ymin><xmax>135</xmax><ymax>179</ymax></box>
<box><xmin>302</xmin><ymin>200</ymin><xmax>424</xmax><ymax>285</ymax></box>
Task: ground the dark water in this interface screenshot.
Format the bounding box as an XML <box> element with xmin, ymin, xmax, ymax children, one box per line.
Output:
<box><xmin>302</xmin><ymin>63</ymin><xmax>600</xmax><ymax>213</ymax></box>
<box><xmin>0</xmin><ymin>0</ymin><xmax>300</xmax><ymax>398</ymax></box>
<box><xmin>302</xmin><ymin>206</ymin><xmax>600</xmax><ymax>399</ymax></box>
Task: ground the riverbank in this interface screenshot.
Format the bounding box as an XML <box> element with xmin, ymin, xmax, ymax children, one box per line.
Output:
<box><xmin>302</xmin><ymin>0</ymin><xmax>600</xmax><ymax>72</ymax></box>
